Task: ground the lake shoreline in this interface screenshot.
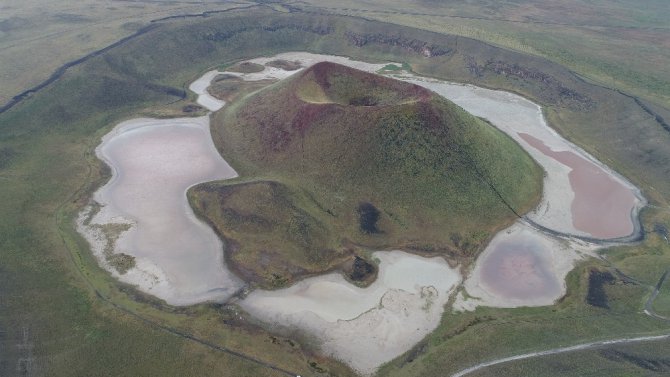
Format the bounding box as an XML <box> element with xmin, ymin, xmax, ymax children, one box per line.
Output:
<box><xmin>76</xmin><ymin>51</ymin><xmax>646</xmax><ymax>375</ymax></box>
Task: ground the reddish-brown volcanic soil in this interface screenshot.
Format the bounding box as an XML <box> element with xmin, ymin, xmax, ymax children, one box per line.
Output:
<box><xmin>519</xmin><ymin>133</ymin><xmax>636</xmax><ymax>239</ymax></box>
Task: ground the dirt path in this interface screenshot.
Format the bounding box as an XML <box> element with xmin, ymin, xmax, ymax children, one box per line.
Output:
<box><xmin>450</xmin><ymin>333</ymin><xmax>670</xmax><ymax>377</ymax></box>
<box><xmin>645</xmin><ymin>270</ymin><xmax>670</xmax><ymax>321</ymax></box>
<box><xmin>452</xmin><ymin>270</ymin><xmax>670</xmax><ymax>376</ymax></box>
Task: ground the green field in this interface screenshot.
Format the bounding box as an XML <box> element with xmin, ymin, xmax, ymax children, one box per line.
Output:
<box><xmin>298</xmin><ymin>0</ymin><xmax>670</xmax><ymax>107</ymax></box>
<box><xmin>652</xmin><ymin>271</ymin><xmax>670</xmax><ymax>318</ymax></box>
<box><xmin>0</xmin><ymin>4</ymin><xmax>669</xmax><ymax>377</ymax></box>
<box><xmin>471</xmin><ymin>340</ymin><xmax>670</xmax><ymax>376</ymax></box>
<box><xmin>0</xmin><ymin>0</ymin><xmax>253</xmax><ymax>105</ymax></box>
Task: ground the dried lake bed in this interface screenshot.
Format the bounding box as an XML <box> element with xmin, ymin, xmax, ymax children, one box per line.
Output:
<box><xmin>240</xmin><ymin>250</ymin><xmax>461</xmax><ymax>374</ymax></box>
<box><xmin>77</xmin><ymin>52</ymin><xmax>646</xmax><ymax>374</ymax></box>
<box><xmin>397</xmin><ymin>74</ymin><xmax>645</xmax><ymax>241</ymax></box>
<box><xmin>77</xmin><ymin>117</ymin><xmax>243</xmax><ymax>306</ymax></box>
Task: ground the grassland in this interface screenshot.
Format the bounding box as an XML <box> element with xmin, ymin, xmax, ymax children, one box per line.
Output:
<box><xmin>0</xmin><ymin>0</ymin><xmax>254</xmax><ymax>106</ymax></box>
<box><xmin>376</xmin><ymin>256</ymin><xmax>670</xmax><ymax>377</ymax></box>
<box><xmin>190</xmin><ymin>61</ymin><xmax>542</xmax><ymax>287</ymax></box>
<box><xmin>0</xmin><ymin>6</ymin><xmax>668</xmax><ymax>377</ymax></box>
<box><xmin>4</xmin><ymin>1</ymin><xmax>667</xmax><ymax>108</ymax></box>
<box><xmin>0</xmin><ymin>10</ymin><xmax>375</xmax><ymax>376</ymax></box>
<box><xmin>470</xmin><ymin>339</ymin><xmax>670</xmax><ymax>376</ymax></box>
<box><xmin>297</xmin><ymin>0</ymin><xmax>670</xmax><ymax>107</ymax></box>
<box><xmin>653</xmin><ymin>291</ymin><xmax>670</xmax><ymax>318</ymax></box>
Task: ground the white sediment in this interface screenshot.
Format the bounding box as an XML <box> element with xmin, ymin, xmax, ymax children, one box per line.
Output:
<box><xmin>189</xmin><ymin>70</ymin><xmax>226</xmax><ymax>111</ymax></box>
<box><xmin>241</xmin><ymin>251</ymin><xmax>461</xmax><ymax>375</ymax></box>
<box><xmin>395</xmin><ymin>76</ymin><xmax>644</xmax><ymax>238</ymax></box>
<box><xmin>382</xmin><ymin>72</ymin><xmax>643</xmax><ymax>309</ymax></box>
<box><xmin>192</xmin><ymin>52</ymin><xmax>396</xmax><ymax>94</ymax></box>
<box><xmin>452</xmin><ymin>222</ymin><xmax>584</xmax><ymax>311</ymax></box>
<box><xmin>245</xmin><ymin>52</ymin><xmax>396</xmax><ymax>76</ymax></box>
<box><xmin>77</xmin><ymin>116</ymin><xmax>243</xmax><ymax>305</ymax></box>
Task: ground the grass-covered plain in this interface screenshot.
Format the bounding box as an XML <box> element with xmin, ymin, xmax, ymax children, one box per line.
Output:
<box><xmin>653</xmin><ymin>290</ymin><xmax>670</xmax><ymax>318</ymax></box>
<box><xmin>0</xmin><ymin>0</ymin><xmax>256</xmax><ymax>106</ymax></box>
<box><xmin>470</xmin><ymin>339</ymin><xmax>670</xmax><ymax>376</ymax></box>
<box><xmin>298</xmin><ymin>0</ymin><xmax>670</xmax><ymax>107</ymax></box>
<box><xmin>0</xmin><ymin>6</ymin><xmax>668</xmax><ymax>376</ymax></box>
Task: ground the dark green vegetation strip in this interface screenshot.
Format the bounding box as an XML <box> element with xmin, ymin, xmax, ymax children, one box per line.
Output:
<box><xmin>646</xmin><ymin>270</ymin><xmax>670</xmax><ymax>322</ymax></box>
<box><xmin>0</xmin><ymin>23</ymin><xmax>163</xmax><ymax>114</ymax></box>
<box><xmin>0</xmin><ymin>4</ymin><xmax>261</xmax><ymax>115</ymax></box>
<box><xmin>1</xmin><ymin>6</ymin><xmax>669</xmax><ymax>377</ymax></box>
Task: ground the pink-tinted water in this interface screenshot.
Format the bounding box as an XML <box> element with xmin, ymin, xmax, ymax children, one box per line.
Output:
<box><xmin>519</xmin><ymin>133</ymin><xmax>635</xmax><ymax>239</ymax></box>
<box><xmin>95</xmin><ymin>119</ymin><xmax>243</xmax><ymax>305</ymax></box>
<box><xmin>480</xmin><ymin>236</ymin><xmax>561</xmax><ymax>299</ymax></box>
